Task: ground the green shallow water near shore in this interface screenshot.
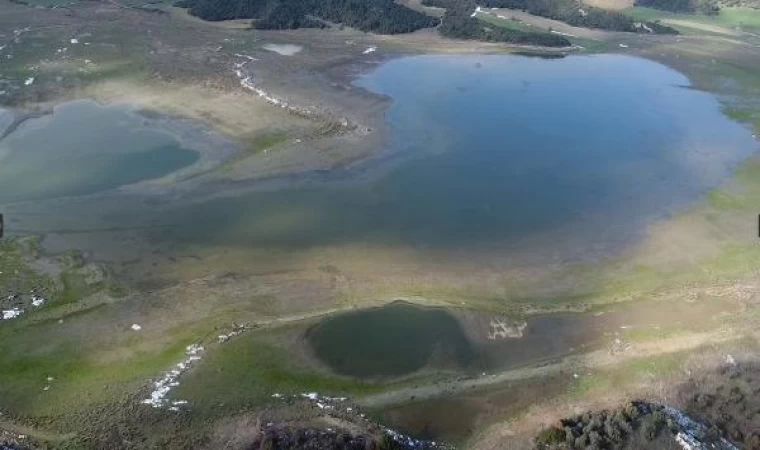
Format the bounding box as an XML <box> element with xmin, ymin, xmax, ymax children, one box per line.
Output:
<box><xmin>0</xmin><ymin>100</ymin><xmax>199</xmax><ymax>205</ymax></box>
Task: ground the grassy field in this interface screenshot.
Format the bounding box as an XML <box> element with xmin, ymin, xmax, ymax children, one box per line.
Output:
<box><xmin>625</xmin><ymin>6</ymin><xmax>760</xmax><ymax>33</ymax></box>
<box><xmin>476</xmin><ymin>10</ymin><xmax>612</xmax><ymax>52</ymax></box>
<box><xmin>0</xmin><ymin>238</ymin><xmax>195</xmax><ymax>423</ymax></box>
<box><xmin>477</xmin><ymin>13</ymin><xmax>541</xmax><ymax>33</ymax></box>
<box><xmin>174</xmin><ymin>327</ymin><xmax>387</xmax><ymax>416</ymax></box>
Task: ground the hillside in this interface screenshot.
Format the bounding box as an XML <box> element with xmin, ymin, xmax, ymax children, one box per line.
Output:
<box><xmin>474</xmin><ymin>0</ymin><xmax>679</xmax><ymax>32</ymax></box>
<box><xmin>423</xmin><ymin>0</ymin><xmax>572</xmax><ymax>46</ymax></box>
<box><xmin>174</xmin><ymin>0</ymin><xmax>440</xmax><ymax>33</ymax></box>
<box><xmin>177</xmin><ymin>0</ymin><xmax>574</xmax><ymax>46</ymax></box>
<box><xmin>633</xmin><ymin>0</ymin><xmax>760</xmax><ymax>13</ymax></box>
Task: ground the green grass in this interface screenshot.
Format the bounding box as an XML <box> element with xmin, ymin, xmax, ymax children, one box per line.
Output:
<box><xmin>714</xmin><ymin>7</ymin><xmax>760</xmax><ymax>31</ymax></box>
<box><xmin>568</xmin><ymin>36</ymin><xmax>612</xmax><ymax>53</ymax></box>
<box><xmin>0</xmin><ymin>317</ymin><xmax>201</xmax><ymax>419</ymax></box>
<box><xmin>707</xmin><ymin>156</ymin><xmax>760</xmax><ymax>211</ymax></box>
<box><xmin>175</xmin><ymin>327</ymin><xmax>394</xmax><ymax>416</ymax></box>
<box><xmin>0</xmin><ymin>238</ymin><xmax>164</xmax><ymax>421</ymax></box>
<box><xmin>477</xmin><ymin>14</ymin><xmax>540</xmax><ymax>33</ymax></box>
<box><xmin>723</xmin><ymin>106</ymin><xmax>760</xmax><ymax>135</ymax></box>
<box><xmin>476</xmin><ymin>14</ymin><xmax>610</xmax><ymax>52</ymax></box>
<box><xmin>625</xmin><ymin>6</ymin><xmax>760</xmax><ymax>33</ymax></box>
<box><xmin>0</xmin><ymin>341</ymin><xmax>192</xmax><ymax>419</ymax></box>
<box><xmin>243</xmin><ymin>131</ymin><xmax>289</xmax><ymax>155</ymax></box>
<box><xmin>567</xmin><ymin>351</ymin><xmax>688</xmax><ymax>398</ymax></box>
<box><xmin>622</xmin><ymin>326</ymin><xmax>689</xmax><ymax>343</ymax></box>
<box><xmin>214</xmin><ymin>131</ymin><xmax>291</xmax><ymax>173</ymax></box>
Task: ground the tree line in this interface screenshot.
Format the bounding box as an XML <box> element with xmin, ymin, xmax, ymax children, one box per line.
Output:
<box><xmin>175</xmin><ymin>0</ymin><xmax>677</xmax><ymax>47</ymax></box>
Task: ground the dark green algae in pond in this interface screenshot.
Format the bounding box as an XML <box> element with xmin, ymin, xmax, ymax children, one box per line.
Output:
<box><xmin>308</xmin><ymin>301</ymin><xmax>475</xmax><ymax>378</ymax></box>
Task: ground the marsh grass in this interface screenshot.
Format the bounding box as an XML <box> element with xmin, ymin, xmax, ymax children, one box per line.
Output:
<box><xmin>174</xmin><ymin>328</ymin><xmax>387</xmax><ymax>416</ymax></box>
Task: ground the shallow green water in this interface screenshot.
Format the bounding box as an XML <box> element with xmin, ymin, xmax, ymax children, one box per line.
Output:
<box><xmin>308</xmin><ymin>302</ymin><xmax>474</xmax><ymax>378</ymax></box>
<box><xmin>0</xmin><ymin>100</ymin><xmax>198</xmax><ymax>204</ymax></box>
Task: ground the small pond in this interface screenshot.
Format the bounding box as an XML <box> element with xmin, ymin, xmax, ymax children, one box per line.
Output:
<box><xmin>308</xmin><ymin>301</ymin><xmax>475</xmax><ymax>378</ymax></box>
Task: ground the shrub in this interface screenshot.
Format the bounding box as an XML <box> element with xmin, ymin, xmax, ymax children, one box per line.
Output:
<box><xmin>535</xmin><ymin>427</ymin><xmax>567</xmax><ymax>448</ymax></box>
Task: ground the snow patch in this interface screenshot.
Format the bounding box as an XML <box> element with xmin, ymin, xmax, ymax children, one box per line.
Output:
<box><xmin>233</xmin><ymin>53</ymin><xmax>258</xmax><ymax>61</ymax></box>
<box><xmin>2</xmin><ymin>308</ymin><xmax>23</xmax><ymax>320</ymax></box>
<box><xmin>663</xmin><ymin>406</ymin><xmax>739</xmax><ymax>450</ymax></box>
<box><xmin>262</xmin><ymin>43</ymin><xmax>302</xmax><ymax>56</ymax></box>
<box><xmin>31</xmin><ymin>295</ymin><xmax>45</xmax><ymax>307</ymax></box>
<box><xmin>142</xmin><ymin>344</ymin><xmax>204</xmax><ymax>409</ymax></box>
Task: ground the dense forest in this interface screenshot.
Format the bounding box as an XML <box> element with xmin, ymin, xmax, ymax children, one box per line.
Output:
<box><xmin>176</xmin><ymin>0</ymin><xmax>570</xmax><ymax>46</ymax></box>
<box><xmin>175</xmin><ymin>0</ymin><xmax>677</xmax><ymax>46</ymax></box>
<box><xmin>424</xmin><ymin>0</ymin><xmax>572</xmax><ymax>46</ymax></box>
<box><xmin>174</xmin><ymin>0</ymin><xmax>440</xmax><ymax>33</ymax></box>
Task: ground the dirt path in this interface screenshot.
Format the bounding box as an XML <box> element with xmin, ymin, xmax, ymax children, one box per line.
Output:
<box><xmin>358</xmin><ymin>328</ymin><xmax>737</xmax><ymax>409</ymax></box>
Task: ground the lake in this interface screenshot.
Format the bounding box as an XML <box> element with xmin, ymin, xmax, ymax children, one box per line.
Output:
<box><xmin>4</xmin><ymin>54</ymin><xmax>757</xmax><ymax>280</ymax></box>
<box><xmin>0</xmin><ymin>100</ymin><xmax>199</xmax><ymax>205</ymax></box>
<box><xmin>162</xmin><ymin>54</ymin><xmax>756</xmax><ymax>259</ymax></box>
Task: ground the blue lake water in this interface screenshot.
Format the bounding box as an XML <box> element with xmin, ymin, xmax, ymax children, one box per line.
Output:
<box><xmin>165</xmin><ymin>54</ymin><xmax>756</xmax><ymax>256</ymax></box>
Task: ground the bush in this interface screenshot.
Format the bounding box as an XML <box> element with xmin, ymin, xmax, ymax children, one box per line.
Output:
<box><xmin>535</xmin><ymin>427</ymin><xmax>567</xmax><ymax>448</ymax></box>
